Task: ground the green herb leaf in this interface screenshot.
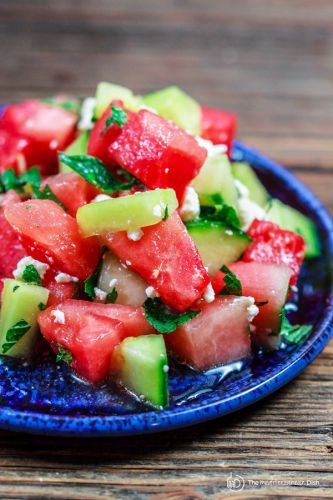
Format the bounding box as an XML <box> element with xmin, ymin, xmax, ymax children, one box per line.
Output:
<box><xmin>200</xmin><ymin>203</ymin><xmax>240</xmax><ymax>228</ymax></box>
<box><xmin>38</xmin><ymin>302</ymin><xmax>47</xmax><ymax>311</ymax></box>
<box><xmin>43</xmin><ymin>97</ymin><xmax>80</xmax><ymax>114</ymax></box>
<box><xmin>84</xmin><ymin>251</ymin><xmax>105</xmax><ymax>300</ymax></box>
<box><xmin>0</xmin><ymin>167</ymin><xmax>41</xmax><ymax>192</ymax></box>
<box><xmin>55</xmin><ymin>344</ymin><xmax>73</xmax><ymax>364</ymax></box>
<box><xmin>162</xmin><ymin>205</ymin><xmax>169</xmax><ymax>222</ymax></box>
<box><xmin>58</xmin><ymin>154</ymin><xmax>136</xmax><ymax>194</ymax></box>
<box><xmin>144</xmin><ymin>297</ymin><xmax>201</xmax><ymax>334</ymax></box>
<box><xmin>219</xmin><ymin>265</ymin><xmax>242</xmax><ymax>296</ymax></box>
<box><xmin>106</xmin><ymin>287</ymin><xmax>118</xmax><ymax>304</ymax></box>
<box><xmin>104</xmin><ymin>104</ymin><xmax>127</xmax><ymax>129</ymax></box>
<box><xmin>13</xmin><ymin>285</ymin><xmax>20</xmax><ymax>293</ymax></box>
<box><xmin>22</xmin><ymin>264</ymin><xmax>42</xmax><ymax>286</ymax></box>
<box><xmin>2</xmin><ymin>319</ymin><xmax>31</xmax><ymax>354</ymax></box>
<box><xmin>280</xmin><ymin>308</ymin><xmax>312</xmax><ymax>345</ymax></box>
<box><xmin>32</xmin><ymin>185</ymin><xmax>65</xmax><ymax>209</ymax></box>
<box><xmin>255</xmin><ymin>300</ymin><xmax>269</xmax><ymax>307</ymax></box>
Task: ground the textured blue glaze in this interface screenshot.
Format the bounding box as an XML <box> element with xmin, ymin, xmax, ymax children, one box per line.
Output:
<box><xmin>0</xmin><ymin>138</ymin><xmax>332</xmax><ymax>436</ymax></box>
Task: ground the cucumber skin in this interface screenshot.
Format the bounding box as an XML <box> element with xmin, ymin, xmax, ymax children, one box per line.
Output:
<box><xmin>0</xmin><ymin>279</ymin><xmax>49</xmax><ymax>358</ymax></box>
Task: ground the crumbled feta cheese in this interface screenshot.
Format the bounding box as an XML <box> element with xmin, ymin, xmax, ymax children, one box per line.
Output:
<box><xmin>225</xmin><ymin>229</ymin><xmax>233</xmax><ymax>236</ymax></box>
<box><xmin>238</xmin><ymin>197</ymin><xmax>265</xmax><ymax>231</ymax></box>
<box><xmin>109</xmin><ymin>278</ymin><xmax>118</xmax><ymax>288</ymax></box>
<box><xmin>234</xmin><ymin>179</ymin><xmax>250</xmax><ymax>198</ymax></box>
<box><xmin>13</xmin><ymin>257</ymin><xmax>49</xmax><ymax>280</ymax></box>
<box><xmin>78</xmin><ymin>97</ymin><xmax>96</xmax><ymax>130</ymax></box>
<box><xmin>145</xmin><ymin>286</ymin><xmax>157</xmax><ymax>298</ymax></box>
<box><xmin>91</xmin><ymin>194</ymin><xmax>112</xmax><ymax>203</ymax></box>
<box><xmin>125</xmin><ymin>260</ymin><xmax>132</xmax><ymax>266</ymax></box>
<box><xmin>55</xmin><ymin>273</ymin><xmax>79</xmax><ymax>283</ymax></box>
<box><xmin>290</xmin><ymin>285</ymin><xmax>298</xmax><ymax>293</ymax></box>
<box><xmin>203</xmin><ymin>283</ymin><xmax>215</xmax><ymax>303</ymax></box>
<box><xmin>179</xmin><ymin>186</ymin><xmax>200</xmax><ymax>222</ymax></box>
<box><xmin>127</xmin><ymin>228</ymin><xmax>144</xmax><ymax>241</ymax></box>
<box><xmin>51</xmin><ymin>309</ymin><xmax>65</xmax><ymax>325</ymax></box>
<box><xmin>195</xmin><ymin>136</ymin><xmax>228</xmax><ymax>157</ymax></box>
<box><xmin>163</xmin><ymin>365</ymin><xmax>169</xmax><ymax>373</ymax></box>
<box><xmin>153</xmin><ymin>204</ymin><xmax>163</xmax><ymax>217</ymax></box>
<box><xmin>94</xmin><ymin>287</ymin><xmax>107</xmax><ymax>302</ymax></box>
<box><xmin>233</xmin><ymin>296</ymin><xmax>259</xmax><ymax>322</ymax></box>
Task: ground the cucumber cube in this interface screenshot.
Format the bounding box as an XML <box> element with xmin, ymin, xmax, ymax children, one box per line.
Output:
<box><xmin>59</xmin><ymin>131</ymin><xmax>89</xmax><ymax>173</ymax></box>
<box><xmin>77</xmin><ymin>188</ymin><xmax>178</xmax><ymax>236</ymax></box>
<box><xmin>95</xmin><ymin>82</ymin><xmax>142</xmax><ymax>118</ymax></box>
<box><xmin>0</xmin><ymin>279</ymin><xmax>49</xmax><ymax>358</ymax></box>
<box><xmin>110</xmin><ymin>334</ymin><xmax>169</xmax><ymax>408</ymax></box>
<box><xmin>142</xmin><ymin>86</ymin><xmax>201</xmax><ymax>135</ymax></box>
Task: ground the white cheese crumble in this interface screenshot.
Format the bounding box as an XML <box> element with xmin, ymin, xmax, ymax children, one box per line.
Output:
<box><xmin>91</xmin><ymin>194</ymin><xmax>112</xmax><ymax>203</ymax></box>
<box><xmin>127</xmin><ymin>228</ymin><xmax>144</xmax><ymax>241</ymax></box>
<box><xmin>153</xmin><ymin>204</ymin><xmax>163</xmax><ymax>217</ymax></box>
<box><xmin>290</xmin><ymin>285</ymin><xmax>298</xmax><ymax>293</ymax></box>
<box><xmin>109</xmin><ymin>278</ymin><xmax>118</xmax><ymax>288</ymax></box>
<box><xmin>152</xmin><ymin>268</ymin><xmax>160</xmax><ymax>279</ymax></box>
<box><xmin>13</xmin><ymin>257</ymin><xmax>49</xmax><ymax>281</ymax></box>
<box><xmin>195</xmin><ymin>136</ymin><xmax>228</xmax><ymax>157</ymax></box>
<box><xmin>145</xmin><ymin>286</ymin><xmax>158</xmax><ymax>298</ymax></box>
<box><xmin>51</xmin><ymin>309</ymin><xmax>65</xmax><ymax>325</ymax></box>
<box><xmin>94</xmin><ymin>287</ymin><xmax>107</xmax><ymax>302</ymax></box>
<box><xmin>55</xmin><ymin>273</ymin><xmax>79</xmax><ymax>283</ymax></box>
<box><xmin>78</xmin><ymin>97</ymin><xmax>96</xmax><ymax>130</ymax></box>
<box><xmin>225</xmin><ymin>229</ymin><xmax>233</xmax><ymax>236</ymax></box>
<box><xmin>238</xmin><ymin>197</ymin><xmax>265</xmax><ymax>231</ymax></box>
<box><xmin>234</xmin><ymin>296</ymin><xmax>259</xmax><ymax>322</ymax></box>
<box><xmin>179</xmin><ymin>186</ymin><xmax>200</xmax><ymax>222</ymax></box>
<box><xmin>125</xmin><ymin>260</ymin><xmax>132</xmax><ymax>266</ymax></box>
<box><xmin>203</xmin><ymin>282</ymin><xmax>215</xmax><ymax>303</ymax></box>
<box><xmin>163</xmin><ymin>365</ymin><xmax>169</xmax><ymax>373</ymax></box>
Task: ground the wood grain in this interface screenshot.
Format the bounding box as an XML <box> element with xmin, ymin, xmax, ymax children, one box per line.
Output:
<box><xmin>0</xmin><ymin>0</ymin><xmax>332</xmax><ymax>498</ymax></box>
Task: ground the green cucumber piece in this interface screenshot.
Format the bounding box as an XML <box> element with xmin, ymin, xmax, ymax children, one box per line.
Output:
<box><xmin>142</xmin><ymin>86</ymin><xmax>201</xmax><ymax>135</ymax></box>
<box><xmin>59</xmin><ymin>131</ymin><xmax>89</xmax><ymax>173</ymax></box>
<box><xmin>110</xmin><ymin>334</ymin><xmax>169</xmax><ymax>408</ymax></box>
<box><xmin>95</xmin><ymin>82</ymin><xmax>142</xmax><ymax>118</ymax></box>
<box><xmin>191</xmin><ymin>154</ymin><xmax>238</xmax><ymax>210</ymax></box>
<box><xmin>187</xmin><ymin>220</ymin><xmax>251</xmax><ymax>275</ymax></box>
<box><xmin>77</xmin><ymin>188</ymin><xmax>178</xmax><ymax>236</ymax></box>
<box><xmin>0</xmin><ymin>279</ymin><xmax>49</xmax><ymax>358</ymax></box>
<box><xmin>232</xmin><ymin>162</ymin><xmax>269</xmax><ymax>207</ymax></box>
<box><xmin>265</xmin><ymin>199</ymin><xmax>320</xmax><ymax>258</ymax></box>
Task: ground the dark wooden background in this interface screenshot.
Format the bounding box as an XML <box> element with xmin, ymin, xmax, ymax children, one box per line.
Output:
<box><xmin>0</xmin><ymin>1</ymin><xmax>332</xmax><ymax>498</ymax></box>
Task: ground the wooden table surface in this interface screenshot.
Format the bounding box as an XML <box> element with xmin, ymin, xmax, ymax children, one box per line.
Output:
<box><xmin>0</xmin><ymin>1</ymin><xmax>332</xmax><ymax>498</ymax></box>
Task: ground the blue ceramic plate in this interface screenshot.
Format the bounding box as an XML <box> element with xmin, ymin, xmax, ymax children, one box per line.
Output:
<box><xmin>0</xmin><ymin>139</ymin><xmax>332</xmax><ymax>436</ymax></box>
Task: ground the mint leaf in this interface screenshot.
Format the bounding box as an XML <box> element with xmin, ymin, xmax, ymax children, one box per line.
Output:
<box><xmin>22</xmin><ymin>264</ymin><xmax>42</xmax><ymax>286</ymax></box>
<box><xmin>106</xmin><ymin>287</ymin><xmax>118</xmax><ymax>304</ymax></box>
<box><xmin>104</xmin><ymin>104</ymin><xmax>127</xmax><ymax>129</ymax></box>
<box><xmin>58</xmin><ymin>154</ymin><xmax>136</xmax><ymax>194</ymax></box>
<box><xmin>200</xmin><ymin>193</ymin><xmax>241</xmax><ymax>229</ymax></box>
<box><xmin>13</xmin><ymin>285</ymin><xmax>20</xmax><ymax>293</ymax></box>
<box><xmin>55</xmin><ymin>344</ymin><xmax>73</xmax><ymax>364</ymax></box>
<box><xmin>84</xmin><ymin>251</ymin><xmax>105</xmax><ymax>300</ymax></box>
<box><xmin>43</xmin><ymin>97</ymin><xmax>80</xmax><ymax>114</ymax></box>
<box><xmin>2</xmin><ymin>319</ymin><xmax>31</xmax><ymax>354</ymax></box>
<box><xmin>1</xmin><ymin>167</ymin><xmax>41</xmax><ymax>192</ymax></box>
<box><xmin>38</xmin><ymin>302</ymin><xmax>47</xmax><ymax>311</ymax></box>
<box><xmin>144</xmin><ymin>297</ymin><xmax>201</xmax><ymax>334</ymax></box>
<box><xmin>219</xmin><ymin>265</ymin><xmax>242</xmax><ymax>296</ymax></box>
<box><xmin>162</xmin><ymin>205</ymin><xmax>169</xmax><ymax>222</ymax></box>
<box><xmin>280</xmin><ymin>308</ymin><xmax>312</xmax><ymax>345</ymax></box>
<box><xmin>32</xmin><ymin>185</ymin><xmax>65</xmax><ymax>209</ymax></box>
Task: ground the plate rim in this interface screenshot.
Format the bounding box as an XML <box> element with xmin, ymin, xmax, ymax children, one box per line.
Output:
<box><xmin>0</xmin><ymin>140</ymin><xmax>332</xmax><ymax>437</ymax></box>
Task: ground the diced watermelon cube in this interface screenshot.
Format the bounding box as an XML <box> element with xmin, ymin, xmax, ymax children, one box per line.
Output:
<box><xmin>38</xmin><ymin>300</ymin><xmax>155</xmax><ymax>383</ymax></box>
<box><xmin>243</xmin><ymin>219</ymin><xmax>305</xmax><ymax>285</ymax></box>
<box><xmin>107</xmin><ymin>109</ymin><xmax>207</xmax><ymax>201</ymax></box>
<box><xmin>200</xmin><ymin>105</ymin><xmax>237</xmax><ymax>155</ymax></box>
<box><xmin>4</xmin><ymin>199</ymin><xmax>101</xmax><ymax>281</ymax></box>
<box><xmin>102</xmin><ymin>211</ymin><xmax>210</xmax><ymax>312</ymax></box>
<box><xmin>165</xmin><ymin>296</ymin><xmax>252</xmax><ymax>370</ymax></box>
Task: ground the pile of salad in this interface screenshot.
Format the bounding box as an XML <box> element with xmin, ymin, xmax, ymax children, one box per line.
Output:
<box><xmin>0</xmin><ymin>83</ymin><xmax>319</xmax><ymax>409</ymax></box>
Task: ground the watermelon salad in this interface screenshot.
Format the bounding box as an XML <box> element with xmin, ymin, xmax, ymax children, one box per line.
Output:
<box><xmin>0</xmin><ymin>83</ymin><xmax>320</xmax><ymax>409</ymax></box>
